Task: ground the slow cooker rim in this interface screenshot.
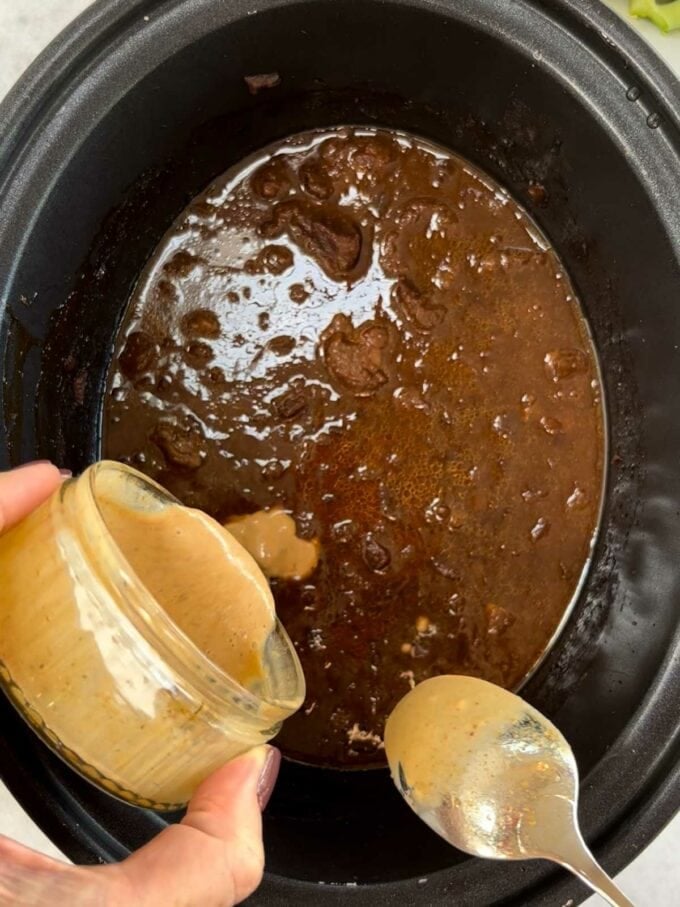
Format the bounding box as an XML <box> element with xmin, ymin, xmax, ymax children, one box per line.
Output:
<box><xmin>1</xmin><ymin>0</ymin><xmax>680</xmax><ymax>179</ymax></box>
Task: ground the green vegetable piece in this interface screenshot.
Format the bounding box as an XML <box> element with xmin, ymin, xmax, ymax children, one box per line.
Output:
<box><xmin>630</xmin><ymin>0</ymin><xmax>680</xmax><ymax>32</ymax></box>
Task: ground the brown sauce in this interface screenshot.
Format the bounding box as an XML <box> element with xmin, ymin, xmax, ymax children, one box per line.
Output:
<box><xmin>103</xmin><ymin>127</ymin><xmax>604</xmax><ymax>767</ymax></box>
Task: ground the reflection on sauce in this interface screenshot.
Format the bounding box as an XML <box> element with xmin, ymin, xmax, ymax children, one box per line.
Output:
<box><xmin>103</xmin><ymin>127</ymin><xmax>604</xmax><ymax>767</ymax></box>
<box><xmin>226</xmin><ymin>508</ymin><xmax>319</xmax><ymax>580</ymax></box>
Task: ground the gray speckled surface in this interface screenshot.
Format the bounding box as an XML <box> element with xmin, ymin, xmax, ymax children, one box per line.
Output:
<box><xmin>0</xmin><ymin>0</ymin><xmax>678</xmax><ymax>902</ymax></box>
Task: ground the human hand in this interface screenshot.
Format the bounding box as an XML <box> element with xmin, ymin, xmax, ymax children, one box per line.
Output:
<box><xmin>0</xmin><ymin>462</ymin><xmax>279</xmax><ymax>907</ymax></box>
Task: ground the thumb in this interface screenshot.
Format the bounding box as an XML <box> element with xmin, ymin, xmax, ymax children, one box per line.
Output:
<box><xmin>102</xmin><ymin>746</ymin><xmax>280</xmax><ymax>907</ymax></box>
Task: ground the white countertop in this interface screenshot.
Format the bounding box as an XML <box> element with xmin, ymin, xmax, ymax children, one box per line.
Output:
<box><xmin>0</xmin><ymin>1</ymin><xmax>678</xmax><ymax>903</ymax></box>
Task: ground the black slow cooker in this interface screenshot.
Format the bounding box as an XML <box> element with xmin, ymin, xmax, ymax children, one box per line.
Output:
<box><xmin>0</xmin><ymin>1</ymin><xmax>679</xmax><ymax>904</ymax></box>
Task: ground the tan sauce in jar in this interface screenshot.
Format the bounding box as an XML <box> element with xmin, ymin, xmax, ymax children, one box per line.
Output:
<box><xmin>98</xmin><ymin>494</ymin><xmax>275</xmax><ymax>688</ymax></box>
<box><xmin>0</xmin><ymin>465</ymin><xmax>292</xmax><ymax>808</ymax></box>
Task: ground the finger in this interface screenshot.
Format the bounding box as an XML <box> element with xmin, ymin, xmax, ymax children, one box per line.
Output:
<box><xmin>100</xmin><ymin>746</ymin><xmax>280</xmax><ymax>907</ymax></box>
<box><xmin>0</xmin><ymin>836</ymin><xmax>107</xmax><ymax>906</ymax></box>
<box><xmin>0</xmin><ymin>463</ymin><xmax>64</xmax><ymax>534</ymax></box>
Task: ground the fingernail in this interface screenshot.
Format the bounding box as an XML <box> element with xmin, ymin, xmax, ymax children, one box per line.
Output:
<box><xmin>59</xmin><ymin>469</ymin><xmax>72</xmax><ymax>478</ymax></box>
<box><xmin>14</xmin><ymin>460</ymin><xmax>52</xmax><ymax>470</ymax></box>
<box><xmin>257</xmin><ymin>746</ymin><xmax>281</xmax><ymax>812</ymax></box>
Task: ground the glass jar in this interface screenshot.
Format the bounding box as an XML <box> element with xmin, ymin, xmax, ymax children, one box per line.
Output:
<box><xmin>0</xmin><ymin>461</ymin><xmax>305</xmax><ymax>810</ymax></box>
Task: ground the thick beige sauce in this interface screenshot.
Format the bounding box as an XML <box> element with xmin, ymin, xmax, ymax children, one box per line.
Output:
<box><xmin>98</xmin><ymin>494</ymin><xmax>276</xmax><ymax>689</ymax></box>
<box><xmin>385</xmin><ymin>675</ymin><xmax>531</xmax><ymax>809</ymax></box>
<box><xmin>226</xmin><ymin>508</ymin><xmax>319</xmax><ymax>581</ymax></box>
<box><xmin>383</xmin><ymin>675</ymin><xmax>573</xmax><ymax>859</ymax></box>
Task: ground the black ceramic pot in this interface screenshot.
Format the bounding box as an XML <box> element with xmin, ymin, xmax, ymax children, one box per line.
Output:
<box><xmin>0</xmin><ymin>1</ymin><xmax>679</xmax><ymax>904</ymax></box>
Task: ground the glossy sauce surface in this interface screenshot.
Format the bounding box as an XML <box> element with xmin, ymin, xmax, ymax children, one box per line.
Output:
<box><xmin>103</xmin><ymin>128</ymin><xmax>604</xmax><ymax>766</ymax></box>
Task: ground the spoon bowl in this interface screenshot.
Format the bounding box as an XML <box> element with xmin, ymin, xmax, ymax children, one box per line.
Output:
<box><xmin>385</xmin><ymin>676</ymin><xmax>635</xmax><ymax>907</ymax></box>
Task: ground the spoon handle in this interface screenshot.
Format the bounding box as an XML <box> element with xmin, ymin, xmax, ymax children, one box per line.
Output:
<box><xmin>553</xmin><ymin>833</ymin><xmax>635</xmax><ymax>907</ymax></box>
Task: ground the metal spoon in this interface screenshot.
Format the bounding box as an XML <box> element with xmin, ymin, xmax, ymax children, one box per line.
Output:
<box><xmin>384</xmin><ymin>675</ymin><xmax>634</xmax><ymax>907</ymax></box>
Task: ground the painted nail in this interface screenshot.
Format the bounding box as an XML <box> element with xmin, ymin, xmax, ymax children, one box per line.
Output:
<box><xmin>257</xmin><ymin>746</ymin><xmax>281</xmax><ymax>812</ymax></box>
<box><xmin>14</xmin><ymin>460</ymin><xmax>52</xmax><ymax>470</ymax></box>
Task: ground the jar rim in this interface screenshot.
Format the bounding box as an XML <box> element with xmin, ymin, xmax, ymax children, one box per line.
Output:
<box><xmin>76</xmin><ymin>459</ymin><xmax>304</xmax><ymax>724</ymax></box>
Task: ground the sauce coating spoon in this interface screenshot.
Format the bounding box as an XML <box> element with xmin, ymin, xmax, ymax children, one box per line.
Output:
<box><xmin>384</xmin><ymin>675</ymin><xmax>634</xmax><ymax>907</ymax></box>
